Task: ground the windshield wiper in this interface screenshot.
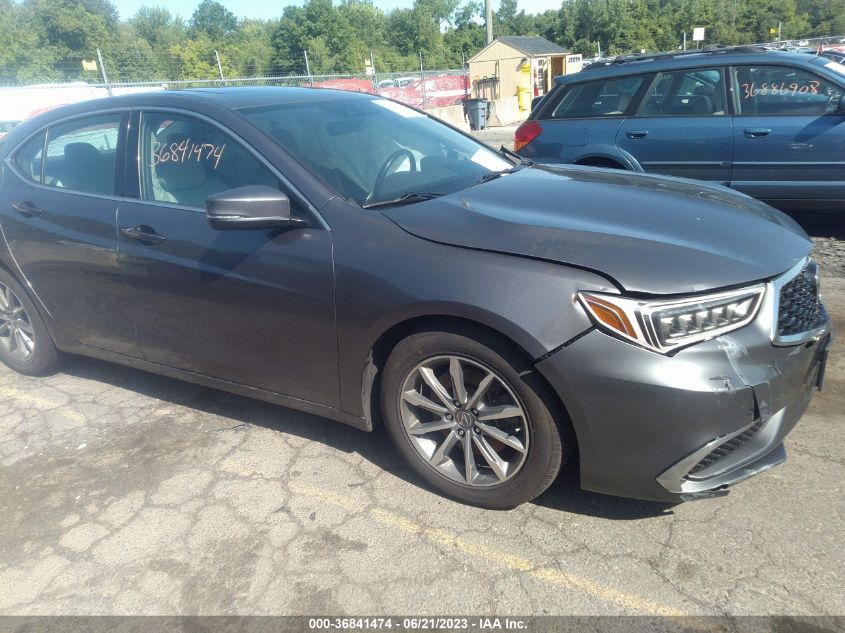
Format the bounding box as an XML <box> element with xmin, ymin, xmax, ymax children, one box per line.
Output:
<box><xmin>472</xmin><ymin>147</ymin><xmax>534</xmax><ymax>187</ymax></box>
<box><xmin>361</xmin><ymin>191</ymin><xmax>445</xmax><ymax>209</ymax></box>
<box><xmin>473</xmin><ymin>164</ymin><xmax>525</xmax><ymax>186</ymax></box>
<box><xmin>500</xmin><ymin>145</ymin><xmax>534</xmax><ymax>166</ymax></box>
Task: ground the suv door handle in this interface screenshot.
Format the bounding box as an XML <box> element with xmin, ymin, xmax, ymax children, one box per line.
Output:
<box><xmin>120</xmin><ymin>225</ymin><xmax>167</xmax><ymax>246</ymax></box>
<box><xmin>626</xmin><ymin>130</ymin><xmax>649</xmax><ymax>139</ymax></box>
<box><xmin>743</xmin><ymin>128</ymin><xmax>771</xmax><ymax>139</ymax></box>
<box><xmin>12</xmin><ymin>201</ymin><xmax>43</xmax><ymax>217</ymax></box>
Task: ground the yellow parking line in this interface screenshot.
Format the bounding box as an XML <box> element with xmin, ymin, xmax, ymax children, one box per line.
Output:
<box><xmin>0</xmin><ymin>386</ymin><xmax>86</xmax><ymax>423</ymax></box>
<box><xmin>290</xmin><ymin>482</ymin><xmax>688</xmax><ymax>617</ymax></box>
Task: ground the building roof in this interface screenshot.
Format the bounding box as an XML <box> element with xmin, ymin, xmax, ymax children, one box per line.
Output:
<box><xmin>495</xmin><ymin>36</ymin><xmax>569</xmax><ymax>57</ymax></box>
<box><xmin>468</xmin><ymin>36</ymin><xmax>569</xmax><ymax>63</ymax></box>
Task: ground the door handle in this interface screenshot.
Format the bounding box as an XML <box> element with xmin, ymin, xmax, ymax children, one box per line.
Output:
<box><xmin>12</xmin><ymin>201</ymin><xmax>43</xmax><ymax>217</ymax></box>
<box><xmin>626</xmin><ymin>130</ymin><xmax>649</xmax><ymax>139</ymax></box>
<box><xmin>743</xmin><ymin>128</ymin><xmax>771</xmax><ymax>139</ymax></box>
<box><xmin>120</xmin><ymin>225</ymin><xmax>167</xmax><ymax>246</ymax></box>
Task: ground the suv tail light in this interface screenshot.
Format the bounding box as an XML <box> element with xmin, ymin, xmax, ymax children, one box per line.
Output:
<box><xmin>514</xmin><ymin>121</ymin><xmax>541</xmax><ymax>151</ymax></box>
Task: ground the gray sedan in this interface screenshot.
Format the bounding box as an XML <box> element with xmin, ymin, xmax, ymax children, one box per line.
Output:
<box><xmin>0</xmin><ymin>87</ymin><xmax>831</xmax><ymax>507</ymax></box>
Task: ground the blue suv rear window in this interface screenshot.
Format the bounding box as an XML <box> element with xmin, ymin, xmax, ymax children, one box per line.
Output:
<box><xmin>551</xmin><ymin>76</ymin><xmax>646</xmax><ymax>119</ymax></box>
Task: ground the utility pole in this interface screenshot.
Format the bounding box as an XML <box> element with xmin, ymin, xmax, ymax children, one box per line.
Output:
<box><xmin>370</xmin><ymin>50</ymin><xmax>377</xmax><ymax>91</ymax></box>
<box><xmin>214</xmin><ymin>50</ymin><xmax>224</xmax><ymax>81</ymax></box>
<box><xmin>485</xmin><ymin>0</ymin><xmax>493</xmax><ymax>45</ymax></box>
<box><xmin>419</xmin><ymin>52</ymin><xmax>427</xmax><ymax>108</ymax></box>
<box><xmin>778</xmin><ymin>21</ymin><xmax>782</xmax><ymax>41</ymax></box>
<box><xmin>96</xmin><ymin>48</ymin><xmax>111</xmax><ymax>96</ymax></box>
<box><xmin>304</xmin><ymin>49</ymin><xmax>313</xmax><ymax>87</ymax></box>
<box><xmin>683</xmin><ymin>32</ymin><xmax>687</xmax><ymax>50</ymax></box>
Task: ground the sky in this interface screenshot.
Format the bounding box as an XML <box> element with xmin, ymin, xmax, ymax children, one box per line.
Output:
<box><xmin>108</xmin><ymin>0</ymin><xmax>565</xmax><ymax>22</ymax></box>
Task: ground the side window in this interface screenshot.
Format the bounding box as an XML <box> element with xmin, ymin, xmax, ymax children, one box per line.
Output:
<box><xmin>14</xmin><ymin>132</ymin><xmax>45</xmax><ymax>184</ymax></box>
<box><xmin>45</xmin><ymin>114</ymin><xmax>121</xmax><ymax>195</ymax></box>
<box><xmin>733</xmin><ymin>65</ymin><xmax>843</xmax><ymax>115</ymax></box>
<box><xmin>551</xmin><ymin>75</ymin><xmax>646</xmax><ymax>119</ymax></box>
<box><xmin>638</xmin><ymin>68</ymin><xmax>725</xmax><ymax>116</ymax></box>
<box><xmin>139</xmin><ymin>112</ymin><xmax>281</xmax><ymax>209</ymax></box>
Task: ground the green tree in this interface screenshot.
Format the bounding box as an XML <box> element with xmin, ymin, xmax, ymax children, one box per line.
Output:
<box><xmin>444</xmin><ymin>2</ymin><xmax>485</xmax><ymax>64</ymax></box>
<box><xmin>270</xmin><ymin>0</ymin><xmax>360</xmax><ymax>74</ymax></box>
<box><xmin>495</xmin><ymin>0</ymin><xmax>535</xmax><ymax>36</ymax></box>
<box><xmin>170</xmin><ymin>32</ymin><xmax>218</xmax><ymax>79</ymax></box>
<box><xmin>227</xmin><ymin>19</ymin><xmax>277</xmax><ymax>76</ymax></box>
<box><xmin>0</xmin><ymin>0</ymin><xmax>60</xmax><ymax>83</ymax></box>
<box><xmin>189</xmin><ymin>0</ymin><xmax>238</xmax><ymax>41</ymax></box>
<box><xmin>108</xmin><ymin>23</ymin><xmax>158</xmax><ymax>82</ymax></box>
<box><xmin>3</xmin><ymin>0</ymin><xmax>843</xmax><ymax>86</ymax></box>
<box><xmin>339</xmin><ymin>0</ymin><xmax>387</xmax><ymax>52</ymax></box>
<box><xmin>130</xmin><ymin>6</ymin><xmax>186</xmax><ymax>49</ymax></box>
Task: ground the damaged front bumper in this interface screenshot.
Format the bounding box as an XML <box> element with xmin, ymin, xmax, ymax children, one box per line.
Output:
<box><xmin>536</xmin><ymin>302</ymin><xmax>831</xmax><ymax>502</ymax></box>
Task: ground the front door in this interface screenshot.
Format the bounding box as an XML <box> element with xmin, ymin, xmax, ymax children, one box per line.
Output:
<box><xmin>0</xmin><ymin>112</ymin><xmax>138</xmax><ymax>355</ymax></box>
<box><xmin>617</xmin><ymin>67</ymin><xmax>733</xmax><ymax>183</ymax></box>
<box><xmin>730</xmin><ymin>64</ymin><xmax>845</xmax><ymax>202</ymax></box>
<box><xmin>118</xmin><ymin>110</ymin><xmax>339</xmax><ymax>406</ymax></box>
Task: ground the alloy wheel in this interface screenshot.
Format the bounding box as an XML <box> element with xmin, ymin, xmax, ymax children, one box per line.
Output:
<box><xmin>399</xmin><ymin>355</ymin><xmax>529</xmax><ymax>486</ymax></box>
<box><xmin>0</xmin><ymin>282</ymin><xmax>35</xmax><ymax>362</ymax></box>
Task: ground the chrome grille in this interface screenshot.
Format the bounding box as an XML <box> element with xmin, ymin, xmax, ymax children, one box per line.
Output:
<box><xmin>687</xmin><ymin>418</ymin><xmax>765</xmax><ymax>477</ymax></box>
<box><xmin>777</xmin><ymin>261</ymin><xmax>825</xmax><ymax>338</ymax></box>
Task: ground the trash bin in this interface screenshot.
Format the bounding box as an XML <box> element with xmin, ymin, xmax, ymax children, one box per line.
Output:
<box><xmin>517</xmin><ymin>85</ymin><xmax>531</xmax><ymax>112</ymax></box>
<box><xmin>464</xmin><ymin>98</ymin><xmax>489</xmax><ymax>131</ymax></box>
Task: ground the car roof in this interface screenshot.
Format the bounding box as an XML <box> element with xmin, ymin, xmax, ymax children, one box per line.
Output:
<box><xmin>555</xmin><ymin>47</ymin><xmax>824</xmax><ymax>84</ymax></box>
<box><xmin>2</xmin><ymin>86</ymin><xmax>377</xmax><ymax>142</ymax></box>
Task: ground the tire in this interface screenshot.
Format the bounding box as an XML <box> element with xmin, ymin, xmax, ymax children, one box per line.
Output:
<box><xmin>0</xmin><ymin>268</ymin><xmax>60</xmax><ymax>376</ymax></box>
<box><xmin>381</xmin><ymin>328</ymin><xmax>566</xmax><ymax>509</ymax></box>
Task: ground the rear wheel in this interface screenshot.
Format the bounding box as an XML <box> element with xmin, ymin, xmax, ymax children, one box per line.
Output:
<box><xmin>381</xmin><ymin>329</ymin><xmax>566</xmax><ymax>509</ymax></box>
<box><xmin>0</xmin><ymin>269</ymin><xmax>60</xmax><ymax>376</ymax></box>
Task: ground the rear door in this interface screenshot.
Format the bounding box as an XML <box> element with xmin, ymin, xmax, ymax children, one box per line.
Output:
<box><xmin>118</xmin><ymin>110</ymin><xmax>339</xmax><ymax>405</ymax></box>
<box><xmin>521</xmin><ymin>75</ymin><xmax>649</xmax><ymax>164</ymax></box>
<box><xmin>0</xmin><ymin>111</ymin><xmax>138</xmax><ymax>355</ymax></box>
<box><xmin>730</xmin><ymin>63</ymin><xmax>845</xmax><ymax>202</ymax></box>
<box><xmin>617</xmin><ymin>66</ymin><xmax>733</xmax><ymax>183</ymax></box>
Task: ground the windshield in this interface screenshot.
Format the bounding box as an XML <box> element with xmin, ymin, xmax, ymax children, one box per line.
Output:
<box><xmin>240</xmin><ymin>96</ymin><xmax>512</xmax><ymax>206</ymax></box>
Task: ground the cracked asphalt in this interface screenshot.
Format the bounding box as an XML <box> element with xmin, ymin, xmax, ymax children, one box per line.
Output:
<box><xmin>0</xmin><ymin>196</ymin><xmax>843</xmax><ymax>618</ymax></box>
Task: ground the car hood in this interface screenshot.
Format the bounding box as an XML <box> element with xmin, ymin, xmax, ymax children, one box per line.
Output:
<box><xmin>382</xmin><ymin>164</ymin><xmax>812</xmax><ymax>295</ymax></box>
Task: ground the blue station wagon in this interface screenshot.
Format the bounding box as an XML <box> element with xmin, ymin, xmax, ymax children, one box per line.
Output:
<box><xmin>516</xmin><ymin>46</ymin><xmax>845</xmax><ymax>210</ymax></box>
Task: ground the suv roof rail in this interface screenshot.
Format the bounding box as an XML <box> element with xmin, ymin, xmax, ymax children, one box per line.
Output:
<box><xmin>585</xmin><ymin>45</ymin><xmax>769</xmax><ymax>69</ymax></box>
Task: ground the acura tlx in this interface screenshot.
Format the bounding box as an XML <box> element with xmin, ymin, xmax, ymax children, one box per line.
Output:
<box><xmin>0</xmin><ymin>87</ymin><xmax>832</xmax><ymax>507</ymax></box>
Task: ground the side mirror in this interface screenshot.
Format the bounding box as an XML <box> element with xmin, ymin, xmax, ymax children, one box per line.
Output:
<box><xmin>838</xmin><ymin>94</ymin><xmax>845</xmax><ymax>112</ymax></box>
<box><xmin>531</xmin><ymin>96</ymin><xmax>543</xmax><ymax>111</ymax></box>
<box><xmin>205</xmin><ymin>185</ymin><xmax>305</xmax><ymax>230</ymax></box>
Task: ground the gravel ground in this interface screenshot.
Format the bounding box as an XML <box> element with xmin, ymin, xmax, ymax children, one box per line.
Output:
<box><xmin>811</xmin><ymin>237</ymin><xmax>845</xmax><ymax>277</ymax></box>
<box><xmin>800</xmin><ymin>211</ymin><xmax>845</xmax><ymax>277</ymax></box>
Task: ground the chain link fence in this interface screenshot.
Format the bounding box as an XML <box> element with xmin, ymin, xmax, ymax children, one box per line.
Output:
<box><xmin>0</xmin><ymin>68</ymin><xmax>471</xmax><ymax>125</ymax></box>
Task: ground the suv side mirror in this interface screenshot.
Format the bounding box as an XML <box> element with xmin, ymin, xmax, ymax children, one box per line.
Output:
<box><xmin>205</xmin><ymin>185</ymin><xmax>306</xmax><ymax>230</ymax></box>
<box><xmin>838</xmin><ymin>94</ymin><xmax>845</xmax><ymax>112</ymax></box>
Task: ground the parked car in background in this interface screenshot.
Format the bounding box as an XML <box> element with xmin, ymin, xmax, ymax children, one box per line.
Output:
<box><xmin>819</xmin><ymin>49</ymin><xmax>845</xmax><ymax>64</ymax></box>
<box><xmin>0</xmin><ymin>88</ymin><xmax>830</xmax><ymax>508</ymax></box>
<box><xmin>0</xmin><ymin>121</ymin><xmax>21</xmax><ymax>142</ymax></box>
<box><xmin>517</xmin><ymin>46</ymin><xmax>845</xmax><ymax>210</ymax></box>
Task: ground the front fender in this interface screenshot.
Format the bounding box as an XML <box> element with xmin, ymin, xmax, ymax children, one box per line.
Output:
<box><xmin>322</xmin><ymin>199</ymin><xmax>615</xmax><ymax>417</ymax></box>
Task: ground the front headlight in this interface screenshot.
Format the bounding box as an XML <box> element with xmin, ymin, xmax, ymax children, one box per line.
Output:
<box><xmin>577</xmin><ymin>285</ymin><xmax>766</xmax><ymax>354</ymax></box>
